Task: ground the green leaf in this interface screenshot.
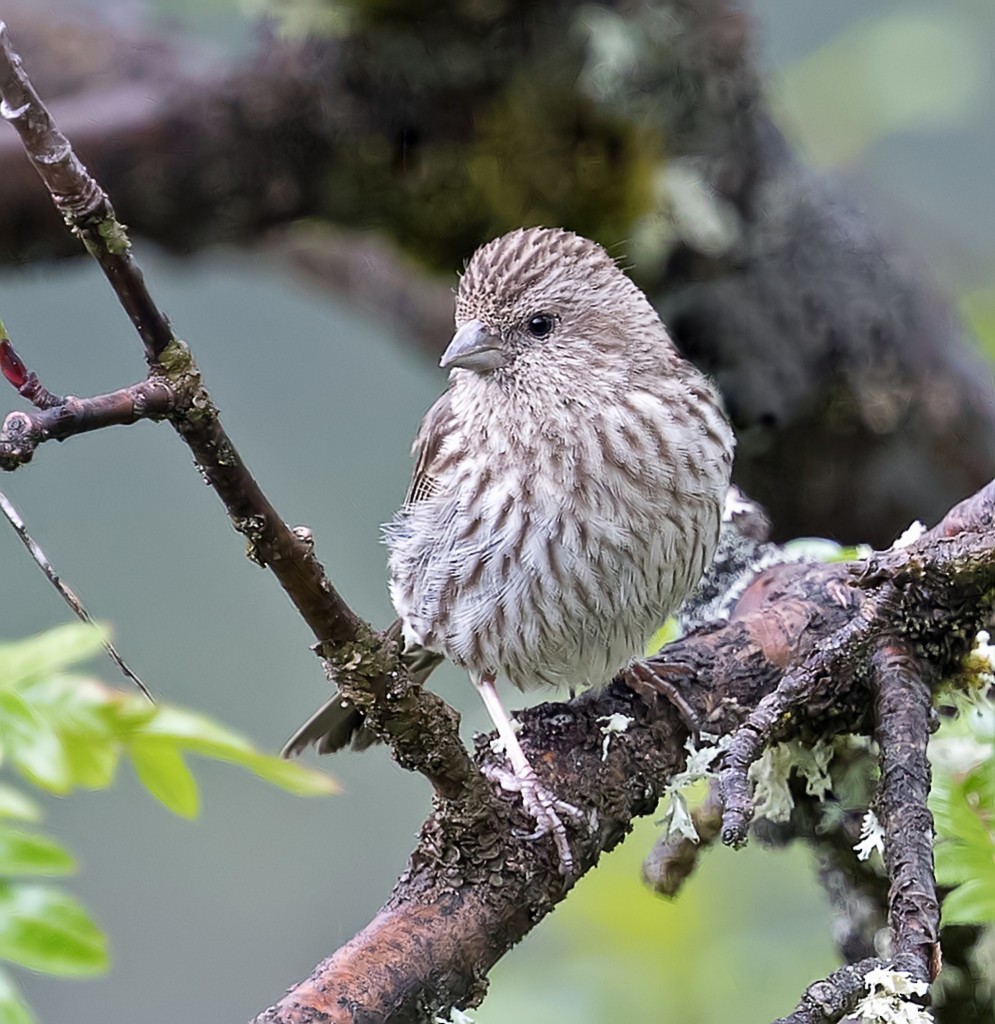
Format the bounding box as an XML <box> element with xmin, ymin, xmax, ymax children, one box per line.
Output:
<box><xmin>0</xmin><ymin>625</ymin><xmax>104</xmax><ymax>691</ymax></box>
<box><xmin>60</xmin><ymin>733</ymin><xmax>120</xmax><ymax>790</ymax></box>
<box><xmin>935</xmin><ymin>840</ymin><xmax>995</xmax><ymax>887</ymax></box>
<box><xmin>0</xmin><ymin>627</ymin><xmax>336</xmax><ymax>805</ymax></box>
<box><xmin>961</xmin><ymin>288</ymin><xmax>995</xmax><ymax>362</ymax></box>
<box><xmin>941</xmin><ymin>876</ymin><xmax>995</xmax><ymax>925</ymax></box>
<box><xmin>781</xmin><ymin>537</ymin><xmax>846</xmax><ymax>561</ymax></box>
<box><xmin>0</xmin><ymin>967</ymin><xmax>36</xmax><ymax>1024</ymax></box>
<box><xmin>937</xmin><ymin>786</ymin><xmax>993</xmax><ymax>847</ymax></box>
<box><xmin>234</xmin><ymin>752</ymin><xmax>340</xmax><ymax>796</ymax></box>
<box><xmin>0</xmin><ymin>788</ymin><xmax>39</xmax><ymax>824</ymax></box>
<box><xmin>139</xmin><ymin>706</ymin><xmax>338</xmax><ymax>796</ymax></box>
<box><xmin>935</xmin><ymin>842</ymin><xmax>972</xmax><ymax>885</ymax></box>
<box><xmin>930</xmin><ymin>702</ymin><xmax>995</xmax><ymax>925</ymax></box>
<box><xmin>0</xmin><ymin>693</ymin><xmax>71</xmax><ymax>794</ymax></box>
<box><xmin>89</xmin><ymin>692</ymin><xmax>157</xmax><ymax>737</ymax></box>
<box><xmin>137</xmin><ymin>705</ymin><xmax>258</xmax><ymax>753</ymax></box>
<box><xmin>0</xmin><ymin>884</ymin><xmax>107</xmax><ymax>976</ymax></box>
<box><xmin>128</xmin><ymin>737</ymin><xmax>199</xmax><ymax>818</ymax></box>
<box><xmin>17</xmin><ymin>676</ymin><xmax>117</xmax><ymax>737</ymax></box>
<box><xmin>0</xmin><ymin>829</ymin><xmax>74</xmax><ymax>877</ymax></box>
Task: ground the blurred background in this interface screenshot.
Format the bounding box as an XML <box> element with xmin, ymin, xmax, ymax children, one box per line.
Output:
<box><xmin>0</xmin><ymin>0</ymin><xmax>993</xmax><ymax>1021</ymax></box>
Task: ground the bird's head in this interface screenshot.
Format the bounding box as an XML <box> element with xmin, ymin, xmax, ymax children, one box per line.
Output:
<box><xmin>441</xmin><ymin>227</ymin><xmax>670</xmax><ymax>384</ymax></box>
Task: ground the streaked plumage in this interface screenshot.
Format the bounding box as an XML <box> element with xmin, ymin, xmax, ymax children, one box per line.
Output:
<box><xmin>386</xmin><ymin>227</ymin><xmax>733</xmax><ymax>693</ymax></box>
<box><xmin>285</xmin><ymin>227</ymin><xmax>734</xmax><ymax>870</ymax></box>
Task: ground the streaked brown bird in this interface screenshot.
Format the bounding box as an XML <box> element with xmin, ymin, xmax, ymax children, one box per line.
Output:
<box><xmin>285</xmin><ymin>226</ymin><xmax>735</xmax><ymax>872</ymax></box>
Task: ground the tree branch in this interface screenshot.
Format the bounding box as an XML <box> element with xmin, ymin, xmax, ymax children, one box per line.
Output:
<box><xmin>252</xmin><ymin>481</ymin><xmax>995</xmax><ymax>1023</ymax></box>
<box><xmin>3</xmin><ymin>0</ymin><xmax>992</xmax><ymax>546</ymax></box>
<box><xmin>1</xmin><ymin>14</ymin><xmax>992</xmax><ymax>1023</ymax></box>
<box><xmin>0</xmin><ymin>21</ymin><xmax>366</xmax><ymax>665</ymax></box>
<box><xmin>0</xmin><ymin>366</ymin><xmax>176</xmax><ymax>471</ymax></box>
<box><xmin>0</xmin><ymin>17</ymin><xmax>484</xmax><ymax>805</ymax></box>
<box><xmin>872</xmin><ymin>638</ymin><xmax>940</xmax><ymax>978</ymax></box>
<box><xmin>0</xmin><ymin>21</ymin><xmax>171</xmax><ymax>366</ymax></box>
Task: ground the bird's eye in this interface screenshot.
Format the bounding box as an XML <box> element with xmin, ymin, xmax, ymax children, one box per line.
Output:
<box><xmin>526</xmin><ymin>313</ymin><xmax>556</xmax><ymax>339</ymax></box>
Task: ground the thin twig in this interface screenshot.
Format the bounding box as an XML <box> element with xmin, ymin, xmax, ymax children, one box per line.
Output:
<box><xmin>0</xmin><ymin>22</ymin><xmax>478</xmax><ymax>800</ymax></box>
<box><xmin>0</xmin><ymin>332</ymin><xmax>64</xmax><ymax>408</ymax></box>
<box><xmin>0</xmin><ymin>22</ymin><xmax>365</xmax><ymax>658</ymax></box>
<box><xmin>718</xmin><ymin>589</ymin><xmax>892</xmax><ymax>846</ymax></box>
<box><xmin>0</xmin><ymin>488</ymin><xmax>153</xmax><ymax>700</ymax></box>
<box><xmin>0</xmin><ymin>379</ymin><xmax>177</xmax><ymax>469</ymax></box>
<box><xmin>0</xmin><ymin>22</ymin><xmax>171</xmax><ymax>366</ymax></box>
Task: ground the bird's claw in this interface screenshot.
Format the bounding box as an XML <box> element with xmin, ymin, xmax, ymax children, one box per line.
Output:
<box><xmin>627</xmin><ymin>660</ymin><xmax>701</xmax><ymax>736</ymax></box>
<box><xmin>483</xmin><ymin>763</ymin><xmax>583</xmax><ymax>876</ymax></box>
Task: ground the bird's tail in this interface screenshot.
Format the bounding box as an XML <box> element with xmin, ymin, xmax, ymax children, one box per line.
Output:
<box><xmin>280</xmin><ymin>620</ymin><xmax>442</xmax><ymax>757</ymax></box>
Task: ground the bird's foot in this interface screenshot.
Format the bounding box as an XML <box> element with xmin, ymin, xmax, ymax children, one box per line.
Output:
<box><xmin>483</xmin><ymin>762</ymin><xmax>583</xmax><ymax>876</ymax></box>
<box><xmin>626</xmin><ymin>660</ymin><xmax>701</xmax><ymax>736</ymax></box>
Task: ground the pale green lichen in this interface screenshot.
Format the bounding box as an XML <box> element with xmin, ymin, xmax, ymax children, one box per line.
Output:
<box><xmin>935</xmin><ymin>629</ymin><xmax>995</xmax><ymax>718</ymax></box>
<box><xmin>658</xmin><ymin>734</ymin><xmax>729</xmax><ymax>842</ymax></box>
<box><xmin>749</xmin><ymin>739</ymin><xmax>835</xmax><ymax>824</ymax></box>
<box><xmin>153</xmin><ymin>339</ymin><xmax>217</xmax><ymax>423</ymax></box>
<box><xmin>156</xmin><ymin>338</ymin><xmax>195</xmax><ymax>378</ymax></box>
<box><xmin>96</xmin><ymin>217</ymin><xmax>132</xmax><ymax>255</ymax></box>
<box><xmin>322</xmin><ymin>623</ymin><xmax>397</xmax><ymax>682</ymax></box>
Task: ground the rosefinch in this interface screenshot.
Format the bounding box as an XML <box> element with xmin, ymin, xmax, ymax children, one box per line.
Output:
<box><xmin>285</xmin><ymin>227</ymin><xmax>735</xmax><ymax>871</ymax></box>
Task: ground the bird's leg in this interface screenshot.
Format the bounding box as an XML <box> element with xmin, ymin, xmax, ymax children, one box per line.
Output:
<box><xmin>474</xmin><ymin>672</ymin><xmax>582</xmax><ymax>875</ymax></box>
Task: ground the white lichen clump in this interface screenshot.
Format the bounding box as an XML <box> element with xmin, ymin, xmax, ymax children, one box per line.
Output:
<box><xmin>855</xmin><ymin>809</ymin><xmax>886</xmax><ymax>862</ymax></box>
<box><xmin>597</xmin><ymin>712</ymin><xmax>634</xmax><ymax>761</ymax></box>
<box><xmin>892</xmin><ymin>521</ymin><xmax>927</xmax><ymax>549</ymax></box>
<box><xmin>435</xmin><ymin>1009</ymin><xmax>475</xmax><ymax>1024</ymax></box>
<box><xmin>965</xmin><ymin>630</ymin><xmax>995</xmax><ymax>687</ymax></box>
<box><xmin>930</xmin><ymin>630</ymin><xmax>995</xmax><ymax>765</ymax></box>
<box><xmin>853</xmin><ymin>968</ymin><xmax>933</xmax><ymax>1024</ymax></box>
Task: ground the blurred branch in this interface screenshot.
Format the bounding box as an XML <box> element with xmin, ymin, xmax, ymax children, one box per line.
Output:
<box><xmin>642</xmin><ymin>778</ymin><xmax>723</xmax><ymax>897</ymax></box>
<box><xmin>1</xmin><ymin>0</ymin><xmax>992</xmax><ymax>547</ymax></box>
<box><xmin>254</xmin><ymin>482</ymin><xmax>995</xmax><ymax>1024</ymax></box>
<box><xmin>263</xmin><ymin>226</ymin><xmax>456</xmax><ymax>361</ymax></box>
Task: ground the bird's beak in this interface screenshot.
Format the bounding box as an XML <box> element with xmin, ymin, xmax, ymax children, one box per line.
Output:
<box><xmin>440</xmin><ymin>320</ymin><xmax>507</xmax><ymax>372</ymax></box>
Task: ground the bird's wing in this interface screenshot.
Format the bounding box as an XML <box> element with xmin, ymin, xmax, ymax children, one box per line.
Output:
<box><xmin>404</xmin><ymin>388</ymin><xmax>456</xmax><ymax>506</ymax></box>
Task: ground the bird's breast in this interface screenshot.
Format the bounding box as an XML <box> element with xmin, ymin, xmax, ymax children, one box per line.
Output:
<box><xmin>386</xmin><ymin>385</ymin><xmax>728</xmax><ymax>691</ymax></box>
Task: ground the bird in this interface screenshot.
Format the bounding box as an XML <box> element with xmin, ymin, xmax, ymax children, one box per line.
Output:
<box><xmin>284</xmin><ymin>226</ymin><xmax>735</xmax><ymax>872</ymax></box>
